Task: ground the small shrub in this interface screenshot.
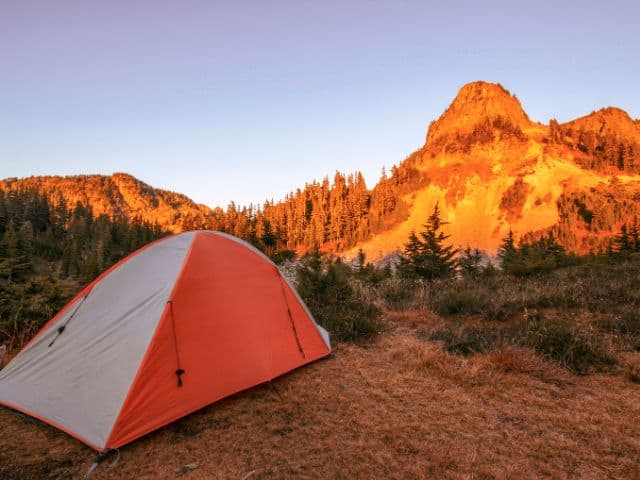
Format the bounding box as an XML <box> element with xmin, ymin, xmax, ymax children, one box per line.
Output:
<box><xmin>595</xmin><ymin>312</ymin><xmax>640</xmax><ymax>336</ymax></box>
<box><xmin>625</xmin><ymin>364</ymin><xmax>640</xmax><ymax>383</ymax></box>
<box><xmin>296</xmin><ymin>252</ymin><xmax>382</xmax><ymax>343</ymax></box>
<box><xmin>529</xmin><ymin>292</ymin><xmax>582</xmax><ymax>309</ymax></box>
<box><xmin>315</xmin><ymin>300</ymin><xmax>381</xmax><ymax>343</ymax></box>
<box><xmin>431</xmin><ymin>278</ymin><xmax>522</xmax><ymax>321</ymax></box>
<box><xmin>427</xmin><ymin>312</ymin><xmax>617</xmax><ymax>375</ymax></box>
<box><xmin>428</xmin><ymin>324</ymin><xmax>523</xmax><ymax>356</ymax></box>
<box><xmin>376</xmin><ymin>277</ymin><xmax>429</xmax><ymax>312</ymax></box>
<box><xmin>429</xmin><ymin>326</ymin><xmax>492</xmax><ymax>355</ymax></box>
<box><xmin>435</xmin><ymin>288</ymin><xmax>486</xmax><ymax>317</ymax></box>
<box><xmin>0</xmin><ymin>276</ymin><xmax>77</xmax><ymax>351</ymax></box>
<box><xmin>525</xmin><ymin>315</ymin><xmax>615</xmax><ymax>374</ymax></box>
<box><xmin>270</xmin><ymin>249</ymin><xmax>296</xmax><ymax>264</ymax></box>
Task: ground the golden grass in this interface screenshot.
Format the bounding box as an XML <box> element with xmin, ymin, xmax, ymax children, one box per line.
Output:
<box><xmin>1</xmin><ymin>321</ymin><xmax>640</xmax><ymax>479</ymax></box>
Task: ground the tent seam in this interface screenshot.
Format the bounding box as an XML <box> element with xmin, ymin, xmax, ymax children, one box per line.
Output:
<box><xmin>103</xmin><ymin>232</ymin><xmax>197</xmax><ymax>449</ymax></box>
<box><xmin>18</xmin><ymin>234</ymin><xmax>176</xmax><ymax>353</ymax></box>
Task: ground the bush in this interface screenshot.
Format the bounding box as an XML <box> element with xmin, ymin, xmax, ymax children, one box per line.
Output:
<box><xmin>270</xmin><ymin>249</ymin><xmax>296</xmax><ymax>264</ymax></box>
<box><xmin>431</xmin><ymin>278</ymin><xmax>522</xmax><ymax>321</ymax></box>
<box><xmin>296</xmin><ymin>252</ymin><xmax>382</xmax><ymax>343</ymax></box>
<box><xmin>429</xmin><ymin>324</ymin><xmax>522</xmax><ymax>356</ymax></box>
<box><xmin>595</xmin><ymin>312</ymin><xmax>640</xmax><ymax>336</ymax></box>
<box><xmin>524</xmin><ymin>315</ymin><xmax>615</xmax><ymax>374</ymax></box>
<box><xmin>426</xmin><ymin>311</ymin><xmax>616</xmax><ymax>374</ymax></box>
<box><xmin>375</xmin><ymin>277</ymin><xmax>430</xmax><ymax>312</ymax></box>
<box><xmin>625</xmin><ymin>364</ymin><xmax>640</xmax><ymax>383</ymax></box>
<box><xmin>0</xmin><ymin>276</ymin><xmax>77</xmax><ymax>351</ymax></box>
<box><xmin>435</xmin><ymin>288</ymin><xmax>485</xmax><ymax>317</ymax></box>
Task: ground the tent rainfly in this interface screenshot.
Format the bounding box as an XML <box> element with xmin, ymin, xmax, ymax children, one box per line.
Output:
<box><xmin>0</xmin><ymin>231</ymin><xmax>331</xmax><ymax>451</ymax></box>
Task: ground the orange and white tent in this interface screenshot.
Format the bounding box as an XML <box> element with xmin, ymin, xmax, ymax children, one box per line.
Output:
<box><xmin>0</xmin><ymin>231</ymin><xmax>331</xmax><ymax>451</ymax></box>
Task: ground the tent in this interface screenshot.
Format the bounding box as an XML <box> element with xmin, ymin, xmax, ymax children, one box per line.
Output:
<box><xmin>0</xmin><ymin>231</ymin><xmax>331</xmax><ymax>451</ymax></box>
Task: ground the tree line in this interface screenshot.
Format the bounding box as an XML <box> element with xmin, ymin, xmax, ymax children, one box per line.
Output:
<box><xmin>0</xmin><ymin>188</ymin><xmax>167</xmax><ymax>284</ymax></box>
<box><xmin>207</xmin><ymin>159</ymin><xmax>425</xmax><ymax>255</ymax></box>
<box><xmin>548</xmin><ymin>118</ymin><xmax>640</xmax><ymax>174</ymax></box>
<box><xmin>396</xmin><ymin>203</ymin><xmax>638</xmax><ymax>281</ymax></box>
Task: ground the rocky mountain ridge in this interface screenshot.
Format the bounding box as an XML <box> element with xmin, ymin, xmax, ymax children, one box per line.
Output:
<box><xmin>3</xmin><ymin>81</ymin><xmax>640</xmax><ymax>257</ymax></box>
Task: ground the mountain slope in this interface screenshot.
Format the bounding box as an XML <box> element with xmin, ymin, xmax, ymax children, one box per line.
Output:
<box><xmin>2</xmin><ymin>81</ymin><xmax>640</xmax><ymax>257</ymax></box>
<box><xmin>563</xmin><ymin>107</ymin><xmax>640</xmax><ymax>141</ymax></box>
<box><xmin>352</xmin><ymin>82</ymin><xmax>640</xmax><ymax>257</ymax></box>
<box><xmin>0</xmin><ymin>173</ymin><xmax>213</xmax><ymax>232</ymax></box>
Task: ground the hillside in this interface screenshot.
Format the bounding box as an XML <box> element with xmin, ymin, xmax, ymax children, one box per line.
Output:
<box><xmin>353</xmin><ymin>82</ymin><xmax>640</xmax><ymax>258</ymax></box>
<box><xmin>563</xmin><ymin>107</ymin><xmax>640</xmax><ymax>143</ymax></box>
<box><xmin>0</xmin><ymin>173</ymin><xmax>213</xmax><ymax>233</ymax></box>
<box><xmin>3</xmin><ymin>81</ymin><xmax>640</xmax><ymax>257</ymax></box>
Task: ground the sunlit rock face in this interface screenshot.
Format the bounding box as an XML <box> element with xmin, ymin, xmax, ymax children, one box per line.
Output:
<box><xmin>352</xmin><ymin>81</ymin><xmax>640</xmax><ymax>259</ymax></box>
<box><xmin>425</xmin><ymin>81</ymin><xmax>534</xmax><ymax>145</ymax></box>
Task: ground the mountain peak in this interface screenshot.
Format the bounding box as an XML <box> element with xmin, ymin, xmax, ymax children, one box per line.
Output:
<box><xmin>425</xmin><ymin>81</ymin><xmax>532</xmax><ymax>145</ymax></box>
<box><xmin>563</xmin><ymin>107</ymin><xmax>640</xmax><ymax>142</ymax></box>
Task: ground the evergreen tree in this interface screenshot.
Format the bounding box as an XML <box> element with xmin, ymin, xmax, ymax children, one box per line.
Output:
<box><xmin>500</xmin><ymin>231</ymin><xmax>568</xmax><ymax>276</ymax></box>
<box><xmin>458</xmin><ymin>246</ymin><xmax>483</xmax><ymax>278</ymax></box>
<box><xmin>399</xmin><ymin>203</ymin><xmax>457</xmax><ymax>280</ymax></box>
<box><xmin>539</xmin><ymin>232</ymin><xmax>567</xmax><ymax>264</ymax></box>
<box><xmin>18</xmin><ymin>221</ymin><xmax>34</xmax><ymax>258</ymax></box>
<box><xmin>0</xmin><ymin>192</ymin><xmax>7</xmax><ymax>235</ymax></box>
<box><xmin>296</xmin><ymin>249</ymin><xmax>380</xmax><ymax>342</ymax></box>
<box><xmin>497</xmin><ymin>230</ymin><xmax>517</xmax><ymax>270</ymax></box>
<box><xmin>614</xmin><ymin>223</ymin><xmax>632</xmax><ymax>255</ymax></box>
<box><xmin>629</xmin><ymin>218</ymin><xmax>640</xmax><ymax>252</ymax></box>
<box><xmin>0</xmin><ymin>220</ymin><xmax>31</xmax><ymax>281</ymax></box>
<box><xmin>259</xmin><ymin>219</ymin><xmax>277</xmax><ymax>256</ymax></box>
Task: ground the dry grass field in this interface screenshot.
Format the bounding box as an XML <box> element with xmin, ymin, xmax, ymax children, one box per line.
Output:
<box><xmin>2</xmin><ymin>313</ymin><xmax>639</xmax><ymax>480</ymax></box>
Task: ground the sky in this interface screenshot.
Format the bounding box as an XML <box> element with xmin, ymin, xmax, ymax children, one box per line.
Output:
<box><xmin>1</xmin><ymin>1</ymin><xmax>639</xmax><ymax>207</ymax></box>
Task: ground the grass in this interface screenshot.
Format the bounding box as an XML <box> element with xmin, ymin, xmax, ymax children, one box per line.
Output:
<box><xmin>424</xmin><ymin>314</ymin><xmax>616</xmax><ymax>374</ymax></box>
<box><xmin>1</xmin><ymin>325</ymin><xmax>639</xmax><ymax>479</ymax></box>
<box><xmin>1</xmin><ymin>257</ymin><xmax>639</xmax><ymax>478</ymax></box>
<box><xmin>428</xmin><ymin>323</ymin><xmax>522</xmax><ymax>356</ymax></box>
<box><xmin>363</xmin><ymin>260</ymin><xmax>640</xmax><ymax>376</ymax></box>
<box><xmin>524</xmin><ymin>314</ymin><xmax>617</xmax><ymax>374</ymax></box>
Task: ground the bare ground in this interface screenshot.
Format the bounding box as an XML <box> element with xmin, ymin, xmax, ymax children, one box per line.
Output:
<box><xmin>1</xmin><ymin>315</ymin><xmax>640</xmax><ymax>480</ymax></box>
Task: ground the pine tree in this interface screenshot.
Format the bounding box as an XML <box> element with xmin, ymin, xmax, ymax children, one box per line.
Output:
<box><xmin>629</xmin><ymin>218</ymin><xmax>640</xmax><ymax>252</ymax></box>
<box><xmin>458</xmin><ymin>246</ymin><xmax>483</xmax><ymax>278</ymax></box>
<box><xmin>399</xmin><ymin>203</ymin><xmax>457</xmax><ymax>280</ymax></box>
<box><xmin>0</xmin><ymin>192</ymin><xmax>7</xmax><ymax>235</ymax></box>
<box><xmin>18</xmin><ymin>221</ymin><xmax>34</xmax><ymax>258</ymax></box>
<box><xmin>0</xmin><ymin>220</ymin><xmax>31</xmax><ymax>281</ymax></box>
<box><xmin>261</xmin><ymin>222</ymin><xmax>278</xmax><ymax>256</ymax></box>
<box><xmin>540</xmin><ymin>231</ymin><xmax>567</xmax><ymax>264</ymax></box>
<box><xmin>500</xmin><ymin>232</ymin><xmax>567</xmax><ymax>276</ymax></box>
<box><xmin>398</xmin><ymin>231</ymin><xmax>422</xmax><ymax>278</ymax></box>
<box><xmin>355</xmin><ymin>248</ymin><xmax>366</xmax><ymax>270</ymax></box>
<box><xmin>614</xmin><ymin>223</ymin><xmax>632</xmax><ymax>255</ymax></box>
<box><xmin>549</xmin><ymin>119</ymin><xmax>562</xmax><ymax>143</ymax></box>
<box><xmin>497</xmin><ymin>230</ymin><xmax>517</xmax><ymax>270</ymax></box>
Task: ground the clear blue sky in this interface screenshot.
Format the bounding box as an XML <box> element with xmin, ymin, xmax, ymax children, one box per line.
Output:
<box><xmin>1</xmin><ymin>1</ymin><xmax>638</xmax><ymax>207</ymax></box>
